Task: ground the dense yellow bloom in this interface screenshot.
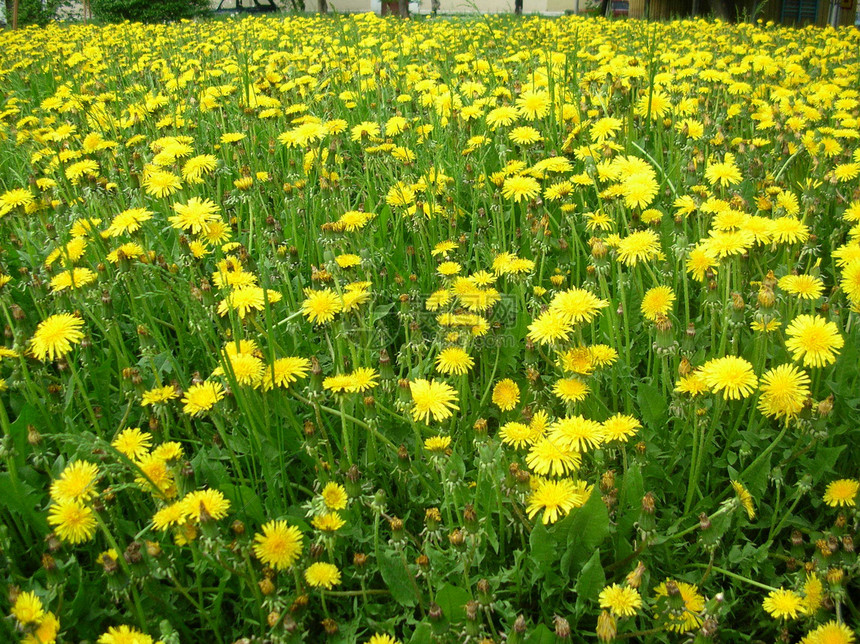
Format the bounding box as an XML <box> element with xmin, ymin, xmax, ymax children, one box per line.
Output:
<box><xmin>599</xmin><ymin>584</ymin><xmax>642</xmax><ymax>617</ymax></box>
<box><xmin>700</xmin><ymin>356</ymin><xmax>758</xmax><ymax>400</ymax></box>
<box><xmin>50</xmin><ymin>460</ymin><xmax>99</xmax><ymax>503</ymax></box>
<box><xmin>305</xmin><ymin>562</ymin><xmax>341</xmax><ymax>589</ymax></box>
<box><xmin>640</xmin><ymin>285</ymin><xmax>675</xmax><ymax>321</ymax></box>
<box><xmin>302</xmin><ymin>289</ymin><xmax>343</xmax><ymax>325</ymax></box>
<box><xmin>410</xmin><ymin>379</ymin><xmax>459</xmax><ymax>424</ymax></box>
<box><xmin>435</xmin><ymin>347</ymin><xmax>474</xmax><ymax>375</ymax></box>
<box><xmin>48</xmin><ymin>499</ymin><xmax>97</xmax><ymax>544</ymax></box>
<box><xmin>98</xmin><ymin>625</ymin><xmax>157</xmax><ymax>644</ymax></box>
<box><xmin>785</xmin><ymin>315</ymin><xmax>844</xmax><ymax>368</ymax></box>
<box><xmin>762</xmin><ymin>588</ymin><xmax>804</xmax><ymax>620</ymax></box>
<box><xmin>823</xmin><ymin>479</ymin><xmax>858</xmax><ymax>507</ymax></box>
<box><xmin>11</xmin><ymin>591</ymin><xmax>45</xmax><ymax>625</ymax></box>
<box><xmin>29</xmin><ymin>314</ymin><xmax>85</xmax><ymax>362</ymax></box>
<box><xmin>757</xmin><ymin>364</ymin><xmax>810</xmax><ymax>419</ymax></box>
<box><xmin>181</xmin><ymin>381</ymin><xmax>225</xmax><ymax>416</ymax></box>
<box><xmin>526</xmin><ymin>478</ymin><xmax>591</xmax><ymax>524</ymax></box>
<box><xmin>253</xmin><ymin>520</ymin><xmax>303</xmax><ymax>570</ymax></box>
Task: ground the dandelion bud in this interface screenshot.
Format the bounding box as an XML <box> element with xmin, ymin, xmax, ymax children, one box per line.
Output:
<box><xmin>553</xmin><ymin>615</ymin><xmax>571</xmax><ymax>639</ymax></box>
<box><xmin>11</xmin><ymin>304</ymin><xmax>25</xmax><ymax>321</ymax></box>
<box><xmin>231</xmin><ymin>520</ymin><xmax>245</xmax><ymax>536</ymax></box>
<box><xmin>465</xmin><ymin>600</ymin><xmax>480</xmax><ymax>622</ymax></box>
<box><xmin>145</xmin><ymin>541</ymin><xmax>161</xmax><ymax>557</ymax></box>
<box><xmin>635</xmin><ymin>441</ymin><xmax>646</xmax><ymax>455</ymax></box>
<box><xmin>835</xmin><ymin>513</ymin><xmax>846</xmax><ymax>529</ymax></box>
<box><xmin>473</xmin><ymin>418</ymin><xmax>488</xmax><ymax>435</ymax></box>
<box><xmin>827</xmin><ymin>535</ymin><xmax>840</xmax><ymax>553</ymax></box>
<box><xmin>425</xmin><ymin>507</ymin><xmax>441</xmax><ymax>532</ymax></box>
<box><xmin>477</xmin><ymin>579</ymin><xmax>492</xmax><ymax>606</ymax></box>
<box><xmin>448</xmin><ymin>528</ymin><xmax>465</xmax><ymax>549</ymax></box>
<box><xmin>757</xmin><ymin>286</ymin><xmax>775</xmax><ymax>308</ymax></box>
<box><xmin>124</xmin><ymin>541</ymin><xmax>142</xmax><ymax>564</ymax></box>
<box><xmin>42</xmin><ymin>553</ymin><xmax>56</xmax><ymax>572</ymax></box>
<box><xmin>101</xmin><ymin>553</ymin><xmax>119</xmax><ymax>575</ymax></box>
<box><xmin>596</xmin><ymin>611</ymin><xmax>616</xmax><ymax>642</ymax></box>
<box><xmin>291</xmin><ymin>595</ymin><xmax>309</xmax><ymax>613</ymax></box>
<box><xmin>259</xmin><ymin>579</ymin><xmax>275</xmax><ymax>596</ymax></box>
<box><xmin>397</xmin><ymin>444</ymin><xmax>410</xmax><ymax>467</ymax></box>
<box><xmin>416</xmin><ymin>554</ymin><xmax>430</xmax><ymax>571</ymax></box>
<box><xmin>303</xmin><ymin>421</ymin><xmax>315</xmax><ymax>438</ymax></box>
<box><xmin>428</xmin><ymin>603</ymin><xmax>444</xmax><ymax>622</ymax></box>
<box><xmin>180</xmin><ymin>461</ymin><xmax>194</xmax><ymax>478</ymax></box>
<box><xmin>642</xmin><ymin>492</ymin><xmax>655</xmax><ymax>514</ymax></box>
<box><xmin>45</xmin><ymin>534</ymin><xmax>61</xmax><ymax>552</ymax></box>
<box><xmin>463</xmin><ymin>504</ymin><xmax>478</xmax><ymax>533</ymax></box>
<box><xmin>790</xmin><ymin>530</ymin><xmax>804</xmax><ymax>547</ymax></box>
<box><xmin>321</xmin><ymin>618</ymin><xmax>338</xmax><ymax>635</ymax></box>
<box><xmin>599</xmin><ymin>471</ymin><xmax>616</xmax><ymax>493</ymax></box>
<box><xmin>826</xmin><ymin>568</ymin><xmax>843</xmax><ymax>585</ymax></box>
<box><xmin>591</xmin><ymin>238</ymin><xmax>607</xmax><ymax>259</ymax></box>
<box><xmin>699</xmin><ymin>512</ymin><xmax>711</xmax><ymax>531</ymax></box>
<box><xmin>679</xmin><ymin>356</ymin><xmax>692</xmax><ymax>377</ymax></box>
<box><xmin>701</xmin><ymin>616</ymin><xmax>719</xmax><ymax>637</ymax></box>
<box><xmin>625</xmin><ymin>561</ymin><xmax>646</xmax><ymax>588</ymax></box>
<box><xmin>818</xmin><ymin>395</ymin><xmax>834</xmax><ymax>417</ymax></box>
<box><xmin>841</xmin><ymin>535</ymin><xmax>854</xmax><ymax>553</ymax></box>
<box><xmin>514</xmin><ymin>615</ymin><xmax>527</xmax><ymax>633</ymax></box>
<box><xmin>27</xmin><ymin>425</ymin><xmax>42</xmax><ymax>446</ymax></box>
<box><xmin>389</xmin><ymin>516</ymin><xmax>404</xmax><ymax>542</ymax></box>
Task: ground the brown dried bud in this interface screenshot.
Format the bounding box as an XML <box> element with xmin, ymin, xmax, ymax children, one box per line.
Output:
<box><xmin>465</xmin><ymin>600</ymin><xmax>480</xmax><ymax>621</ymax></box>
<box><xmin>641</xmin><ymin>492</ymin><xmax>656</xmax><ymax>514</ymax></box>
<box><xmin>231</xmin><ymin>520</ymin><xmax>245</xmax><ymax>536</ymax></box>
<box><xmin>259</xmin><ymin>578</ymin><xmax>275</xmax><ymax>596</ymax></box>
<box><xmin>41</xmin><ymin>553</ymin><xmax>56</xmax><ymax>572</ymax></box>
<box><xmin>818</xmin><ymin>395</ymin><xmax>834</xmax><ymax>417</ymax></box>
<box><xmin>321</xmin><ymin>618</ymin><xmax>338</xmax><ymax>635</ymax></box>
<box><xmin>600</xmin><ymin>470</ymin><xmax>615</xmax><ymax>492</ymax></box>
<box><xmin>448</xmin><ymin>528</ymin><xmax>465</xmax><ymax>548</ymax></box>
<box><xmin>428</xmin><ymin>603</ymin><xmax>443</xmax><ymax>621</ymax></box>
<box><xmin>27</xmin><ymin>425</ymin><xmax>42</xmax><ymax>446</ymax></box>
<box><xmin>553</xmin><ymin>615</ymin><xmax>571</xmax><ymax>639</ymax></box>
<box><xmin>513</xmin><ymin>615</ymin><xmax>527</xmax><ymax>633</ymax></box>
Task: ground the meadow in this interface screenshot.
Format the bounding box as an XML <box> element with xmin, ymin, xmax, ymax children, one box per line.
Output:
<box><xmin>0</xmin><ymin>12</ymin><xmax>858</xmax><ymax>644</ymax></box>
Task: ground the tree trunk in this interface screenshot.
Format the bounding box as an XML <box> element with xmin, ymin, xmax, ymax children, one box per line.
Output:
<box><xmin>318</xmin><ymin>0</ymin><xmax>326</xmax><ymax>13</ymax></box>
<box><xmin>397</xmin><ymin>0</ymin><xmax>408</xmax><ymax>18</ymax></box>
<box><xmin>12</xmin><ymin>0</ymin><xmax>18</xmax><ymax>29</ymax></box>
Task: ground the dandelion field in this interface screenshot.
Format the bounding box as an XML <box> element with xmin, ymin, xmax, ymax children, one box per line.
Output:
<box><xmin>1</xmin><ymin>12</ymin><xmax>859</xmax><ymax>644</ymax></box>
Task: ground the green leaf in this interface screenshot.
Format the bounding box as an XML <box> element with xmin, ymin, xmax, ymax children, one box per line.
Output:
<box><xmin>574</xmin><ymin>549</ymin><xmax>605</xmax><ymax>604</ymax></box>
<box><xmin>408</xmin><ymin>623</ymin><xmax>433</xmax><ymax>644</ymax></box>
<box><xmin>0</xmin><ymin>472</ymin><xmax>47</xmax><ymax>532</ymax></box>
<box><xmin>378</xmin><ymin>548</ymin><xmax>418</xmax><ymax>607</ymax></box>
<box><xmin>8</xmin><ymin>402</ymin><xmax>37</xmax><ymax>467</ymax></box>
<box><xmin>637</xmin><ymin>383</ymin><xmax>667</xmax><ymax>429</ymax></box>
<box><xmin>435</xmin><ymin>583</ymin><xmax>471</xmax><ymax>625</ymax></box>
<box><xmin>525</xmin><ymin>624</ymin><xmax>557</xmax><ymax>643</ymax></box>
<box><xmin>562</xmin><ymin>489</ymin><xmax>610</xmax><ymax>573</ymax></box>
<box><xmin>529</xmin><ymin>520</ymin><xmax>555</xmax><ymax>574</ymax></box>
<box><xmin>220</xmin><ymin>484</ymin><xmax>264</xmax><ymax>524</ymax></box>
